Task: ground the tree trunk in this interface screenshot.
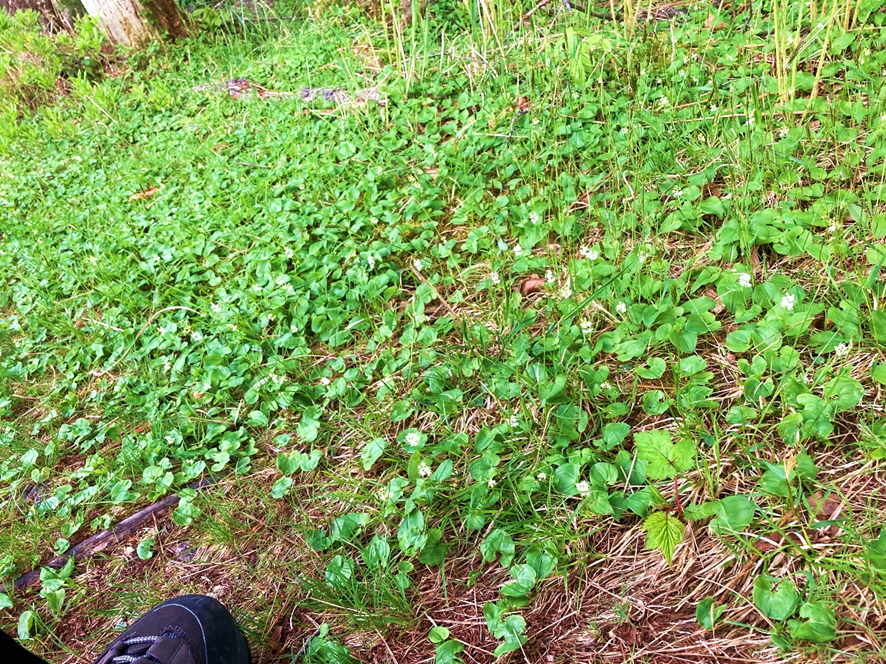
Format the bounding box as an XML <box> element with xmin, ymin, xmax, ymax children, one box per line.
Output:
<box><xmin>79</xmin><ymin>0</ymin><xmax>188</xmax><ymax>46</ymax></box>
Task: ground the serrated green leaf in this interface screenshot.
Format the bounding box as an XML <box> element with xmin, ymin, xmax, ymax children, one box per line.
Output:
<box><xmin>643</xmin><ymin>512</ymin><xmax>685</xmax><ymax>563</ymax></box>
<box><xmin>634</xmin><ymin>430</ymin><xmax>696</xmax><ymax>479</ymax></box>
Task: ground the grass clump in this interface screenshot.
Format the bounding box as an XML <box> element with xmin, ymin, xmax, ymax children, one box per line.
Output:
<box><xmin>1</xmin><ymin>0</ymin><xmax>886</xmax><ymax>661</ymax></box>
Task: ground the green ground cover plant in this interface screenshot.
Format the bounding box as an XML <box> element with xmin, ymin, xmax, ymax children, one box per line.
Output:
<box><xmin>1</xmin><ymin>0</ymin><xmax>885</xmax><ymax>660</ymax></box>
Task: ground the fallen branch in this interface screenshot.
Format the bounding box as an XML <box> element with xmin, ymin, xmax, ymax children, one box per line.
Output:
<box><xmin>2</xmin><ymin>477</ymin><xmax>215</xmax><ymax>594</ymax></box>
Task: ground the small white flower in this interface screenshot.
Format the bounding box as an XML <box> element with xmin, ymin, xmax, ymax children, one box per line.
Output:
<box><xmin>507</xmin><ymin>414</ymin><xmax>519</xmax><ymax>428</ymax></box>
<box><xmin>781</xmin><ymin>293</ymin><xmax>795</xmax><ymax>311</ymax></box>
<box><xmin>580</xmin><ymin>319</ymin><xmax>593</xmax><ymax>335</ymax></box>
<box><xmin>490</xmin><ymin>271</ymin><xmax>501</xmax><ymax>285</ymax></box>
<box><xmin>673</xmin><ymin>188</ymin><xmax>685</xmax><ymax>198</ymax></box>
<box><xmin>600</xmin><ymin>381</ymin><xmax>611</xmax><ymax>390</ymax></box>
<box><xmin>251</xmin><ymin>284</ymin><xmax>262</xmax><ymax>294</ymax></box>
<box><xmin>575</xmin><ymin>480</ymin><xmax>591</xmax><ymax>497</ymax></box>
<box><xmin>164</xmin><ymin>435</ymin><xmax>175</xmax><ymax>444</ymax></box>
<box><xmin>487</xmin><ymin>479</ymin><xmax>497</xmax><ymax>488</ymax></box>
<box><xmin>615</xmin><ymin>302</ymin><xmax>628</xmax><ymax>314</ymax></box>
<box><xmin>580</xmin><ymin>245</ymin><xmax>600</xmax><ymax>260</ymax></box>
<box><xmin>378</xmin><ymin>487</ymin><xmax>390</xmax><ymax>502</ymax></box>
<box><xmin>418</xmin><ymin>461</ymin><xmax>432</xmax><ymax>478</ymax></box>
<box><xmin>319</xmin><ymin>376</ymin><xmax>331</xmax><ymax>386</ymax></box>
<box><xmin>191</xmin><ymin>331</ymin><xmax>203</xmax><ymax>342</ymax></box>
<box><xmin>536</xmin><ymin>472</ymin><xmax>547</xmax><ymax>481</ymax></box>
<box><xmin>367</xmin><ymin>254</ymin><xmax>376</xmax><ymax>270</ymax></box>
<box><xmin>532</xmin><ymin>118</ymin><xmax>540</xmax><ymax>126</ymax></box>
<box><xmin>834</xmin><ymin>343</ymin><xmax>850</xmax><ymax>358</ymax></box>
<box><xmin>413</xmin><ymin>258</ymin><xmax>423</xmax><ymax>272</ymax></box>
<box><xmin>284</xmin><ymin>247</ymin><xmax>294</xmax><ymax>259</ymax></box>
<box><xmin>559</xmin><ymin>284</ymin><xmax>572</xmax><ymax>299</ymax></box>
<box><xmin>513</xmin><ymin>244</ymin><xmax>524</xmax><ymax>258</ymax></box>
<box><xmin>709</xmin><ymin>105</ymin><xmax>718</xmax><ymax>113</ymax></box>
<box><xmin>371</xmin><ymin>217</ymin><xmax>380</xmax><ymax>225</ymax></box>
<box><xmin>738</xmin><ymin>273</ymin><xmax>752</xmax><ymax>288</ymax></box>
<box><xmin>545</xmin><ymin>270</ymin><xmax>556</xmax><ymax>284</ymax></box>
<box><xmin>529</xmin><ymin>211</ymin><xmax>541</xmax><ymax>225</ymax></box>
<box><xmin>163</xmin><ymin>359</ymin><xmax>172</xmax><ymax>373</ymax></box>
<box><xmin>405</xmin><ymin>431</ymin><xmax>421</xmax><ymax>448</ymax></box>
<box><xmin>275</xmin><ymin>274</ymin><xmax>288</xmax><ymax>286</ymax></box>
<box><xmin>827</xmin><ymin>224</ymin><xmax>836</xmax><ymax>233</ymax></box>
<box><xmin>658</xmin><ymin>96</ymin><xmax>670</xmax><ymax>108</ymax></box>
<box><xmin>210</xmin><ymin>302</ymin><xmax>222</xmax><ymax>314</ymax></box>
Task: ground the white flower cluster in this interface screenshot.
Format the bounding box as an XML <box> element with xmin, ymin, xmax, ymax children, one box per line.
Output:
<box><xmin>405</xmin><ymin>431</ymin><xmax>421</xmax><ymax>448</ymax></box>
<box><xmin>579</xmin><ymin>245</ymin><xmax>600</xmax><ymax>260</ymax></box>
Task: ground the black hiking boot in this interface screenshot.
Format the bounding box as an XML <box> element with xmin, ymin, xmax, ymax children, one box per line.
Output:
<box><xmin>93</xmin><ymin>595</ymin><xmax>251</xmax><ymax>664</ymax></box>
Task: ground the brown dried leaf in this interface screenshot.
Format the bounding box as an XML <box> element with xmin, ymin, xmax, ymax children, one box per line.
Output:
<box><xmin>704</xmin><ymin>13</ymin><xmax>727</xmax><ymax>29</ymax></box>
<box><xmin>128</xmin><ymin>186</ymin><xmax>162</xmax><ymax>202</ymax></box>
<box><xmin>704</xmin><ymin>288</ymin><xmax>726</xmax><ymax>315</ymax></box>
<box><xmin>515</xmin><ymin>95</ymin><xmax>530</xmax><ymax>114</ymax></box>
<box><xmin>519</xmin><ymin>274</ymin><xmax>546</xmax><ymax>296</ymax></box>
<box><xmin>750</xmin><ymin>245</ymin><xmax>762</xmax><ymax>271</ymax></box>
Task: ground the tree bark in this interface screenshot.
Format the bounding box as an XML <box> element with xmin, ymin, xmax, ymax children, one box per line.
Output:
<box><xmin>79</xmin><ymin>0</ymin><xmax>188</xmax><ymax>46</ymax></box>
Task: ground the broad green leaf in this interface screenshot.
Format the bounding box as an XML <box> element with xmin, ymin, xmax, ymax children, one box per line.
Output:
<box><xmin>136</xmin><ymin>538</ymin><xmax>155</xmax><ymax>560</ymax></box>
<box><xmin>363</xmin><ymin>535</ymin><xmax>390</xmax><ymax>570</ymax></box>
<box><xmin>526</xmin><ymin>546</ymin><xmax>557</xmax><ymax>579</ymax></box>
<box><xmin>601</xmin><ymin>422</ymin><xmax>630</xmax><ymax>450</ymax></box>
<box><xmin>331</xmin><ymin>513</ymin><xmax>370</xmax><ymax>543</ymax></box>
<box><xmin>270</xmin><ymin>476</ymin><xmax>293</xmax><ymax>499</ymax></box>
<box><xmin>634</xmin><ymin>430</ymin><xmax>696</xmax><ymax>479</ymax></box>
<box><xmin>428</xmin><ymin>626</ymin><xmax>450</xmax><ymax>644</ymax></box>
<box><xmin>636</xmin><ymin>357</ymin><xmax>666</xmax><ymax>379</ymax></box>
<box><xmin>643</xmin><ymin>512</ymin><xmax>685</xmax><ymax>564</ymax></box>
<box><xmin>641</xmin><ymin>390</ymin><xmax>671</xmax><ymax>415</ymax></box>
<box><xmin>18</xmin><ymin>610</ymin><xmax>35</xmax><ymax>640</ymax></box>
<box><xmin>480</xmin><ymin>528</ymin><xmax>515</xmax><ymax>567</ymax></box>
<box><xmin>696</xmin><ymin>597</ymin><xmax>724</xmax><ymax>629</ymax></box>
<box><xmin>360</xmin><ymin>437</ymin><xmax>387</xmax><ymax>470</ymax></box>
<box><xmin>0</xmin><ymin>593</ymin><xmax>12</xmax><ymax>610</ymax></box>
<box><xmin>864</xmin><ymin>529</ymin><xmax>886</xmax><ymax>572</ymax></box>
<box><xmin>708</xmin><ymin>495</ymin><xmax>757</xmax><ymax>535</ymax></box>
<box><xmin>753</xmin><ymin>576</ymin><xmax>800</xmax><ymax>621</ymax></box>
<box><xmin>822</xmin><ymin>373</ymin><xmax>864</xmax><ymax>412</ymax></box>
<box><xmin>788</xmin><ymin>601</ymin><xmax>836</xmax><ymax>643</ymax></box>
<box><xmin>390</xmin><ymin>400</ymin><xmax>415</xmax><ymax>422</ymax></box>
<box><xmin>434</xmin><ymin>639</ymin><xmax>464</xmax><ymax>664</ymax></box>
<box><xmin>500</xmin><ymin>564</ymin><xmax>537</xmax><ymax>597</ymax></box>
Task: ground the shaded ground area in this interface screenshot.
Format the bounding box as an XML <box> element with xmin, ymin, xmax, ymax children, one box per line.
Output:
<box><xmin>3</xmin><ymin>457</ymin><xmax>883</xmax><ymax>663</ymax></box>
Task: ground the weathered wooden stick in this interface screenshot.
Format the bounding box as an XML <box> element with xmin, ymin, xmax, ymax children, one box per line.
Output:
<box><xmin>2</xmin><ymin>477</ymin><xmax>214</xmax><ymax>593</ymax></box>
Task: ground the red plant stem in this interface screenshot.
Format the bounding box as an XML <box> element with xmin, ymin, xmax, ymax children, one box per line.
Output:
<box><xmin>674</xmin><ymin>476</ymin><xmax>683</xmax><ymax>516</ymax></box>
